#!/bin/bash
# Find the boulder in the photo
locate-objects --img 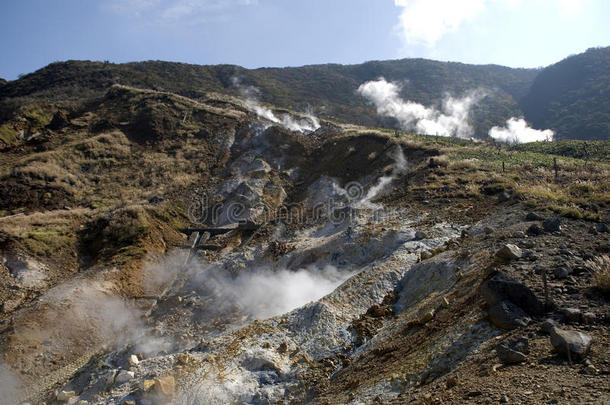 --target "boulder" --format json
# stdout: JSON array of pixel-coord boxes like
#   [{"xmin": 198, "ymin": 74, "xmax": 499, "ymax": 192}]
[
  {"xmin": 47, "ymin": 110, "xmax": 69, "ymax": 130},
  {"xmin": 542, "ymin": 217, "xmax": 561, "ymax": 233},
  {"xmin": 495, "ymin": 244, "xmax": 522, "ymax": 261},
  {"xmin": 562, "ymin": 308, "xmax": 582, "ymax": 323},
  {"xmin": 488, "ymin": 300, "xmax": 531, "ymax": 330},
  {"xmin": 548, "ymin": 326, "xmax": 592, "ymax": 361},
  {"xmin": 480, "ymin": 271, "xmax": 544, "ymax": 316},
  {"xmin": 496, "ymin": 337, "xmax": 529, "ymax": 364},
  {"xmin": 595, "ymin": 223, "xmax": 609, "ymax": 233},
  {"xmin": 527, "ymin": 224, "xmax": 543, "ymax": 236},
  {"xmin": 553, "ymin": 267, "xmax": 571, "ymax": 279},
  {"xmin": 526, "ymin": 212, "xmax": 544, "ymax": 221}
]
